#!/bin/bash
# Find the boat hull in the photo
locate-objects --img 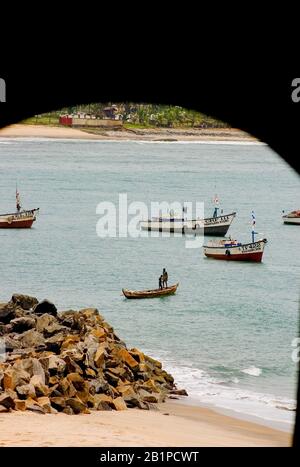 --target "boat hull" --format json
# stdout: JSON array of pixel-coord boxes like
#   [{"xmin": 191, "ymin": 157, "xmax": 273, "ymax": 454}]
[
  {"xmin": 140, "ymin": 212, "xmax": 236, "ymax": 236},
  {"xmin": 203, "ymin": 239, "xmax": 267, "ymax": 262},
  {"xmin": 122, "ymin": 283, "xmax": 179, "ymax": 299},
  {"xmin": 0, "ymin": 209, "xmax": 38, "ymax": 229},
  {"xmin": 283, "ymin": 217, "xmax": 300, "ymax": 225}
]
